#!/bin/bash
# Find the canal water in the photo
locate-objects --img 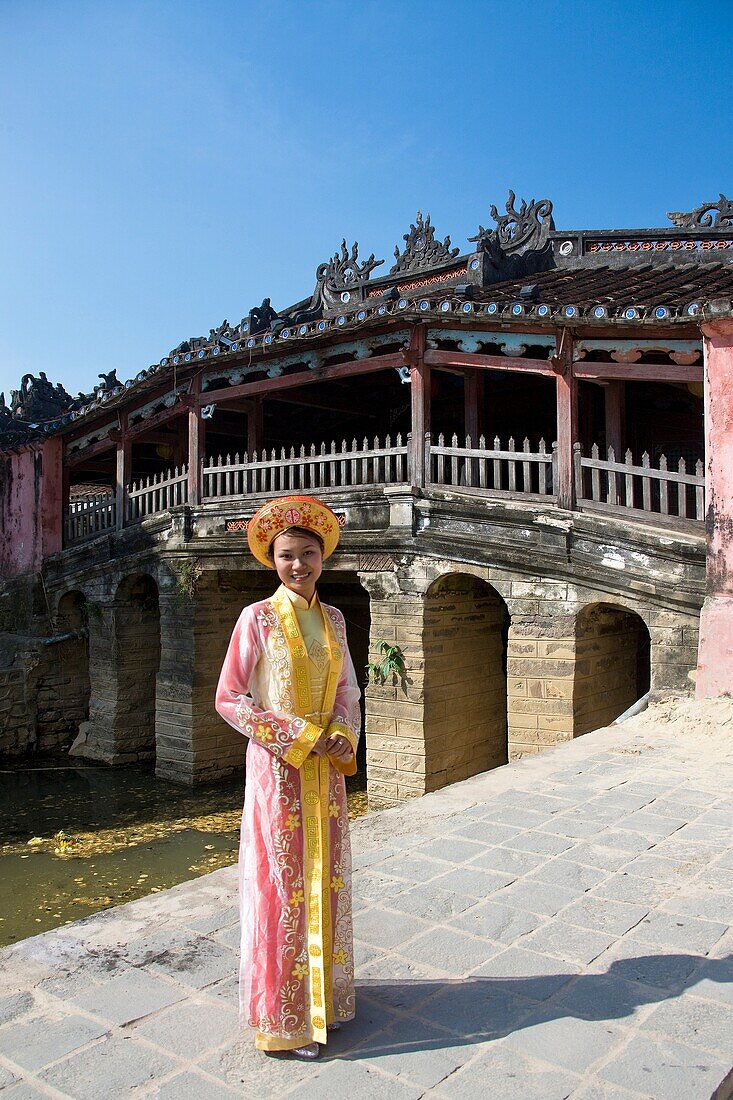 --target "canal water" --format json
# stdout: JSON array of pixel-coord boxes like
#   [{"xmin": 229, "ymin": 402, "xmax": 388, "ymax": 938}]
[{"xmin": 0, "ymin": 757, "xmax": 368, "ymax": 948}]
